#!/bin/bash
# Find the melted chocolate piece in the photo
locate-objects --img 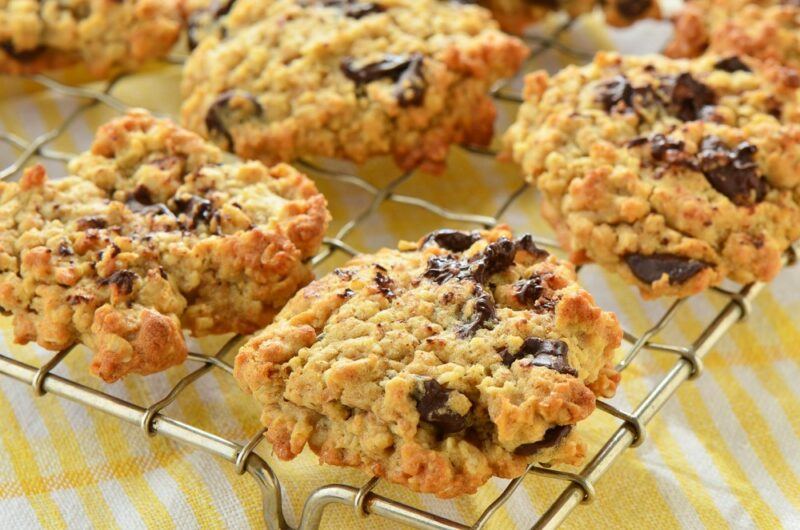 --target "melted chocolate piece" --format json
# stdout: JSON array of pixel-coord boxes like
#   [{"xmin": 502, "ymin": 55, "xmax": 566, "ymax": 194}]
[
  {"xmin": 523, "ymin": 0, "xmax": 559, "ymax": 8},
  {"xmin": 514, "ymin": 277, "xmax": 544, "ymax": 306},
  {"xmin": 339, "ymin": 288, "xmax": 355, "ymax": 299},
  {"xmin": 322, "ymin": 0, "xmax": 385, "ymax": 18},
  {"xmin": 597, "ymin": 75, "xmax": 633, "ymax": 112},
  {"xmin": 132, "ymin": 185, "xmax": 153, "ymax": 205},
  {"xmin": 713, "ymin": 56, "xmax": 751, "ymax": 73},
  {"xmin": 649, "ymin": 134, "xmax": 685, "ymax": 161},
  {"xmin": 341, "ymin": 53, "xmax": 426, "ymax": 106},
  {"xmin": 667, "ymin": 73, "xmax": 716, "ymax": 121},
  {"xmin": 375, "ymin": 271, "xmax": 396, "ymax": 299},
  {"xmin": 57, "ymin": 241, "xmax": 74, "ymax": 257},
  {"xmin": 422, "ymin": 229, "xmax": 480, "ymax": 252},
  {"xmin": 624, "ymin": 253, "xmax": 708, "ymax": 285},
  {"xmin": 99, "ymin": 270, "xmax": 138, "ymax": 295},
  {"xmin": 187, "ymin": 0, "xmax": 237, "ymax": 50},
  {"xmin": 174, "ymin": 195, "xmax": 214, "ymax": 227},
  {"xmin": 415, "ymin": 379, "xmax": 467, "ymax": 433},
  {"xmin": 127, "ymin": 199, "xmax": 175, "ymax": 218},
  {"xmin": 503, "ymin": 337, "xmax": 577, "ymax": 376},
  {"xmin": 457, "ymin": 286, "xmax": 496, "ymax": 337},
  {"xmin": 76, "ymin": 216, "xmax": 107, "ymax": 230},
  {"xmin": 205, "ymin": 90, "xmax": 263, "ymax": 149},
  {"xmin": 697, "ymin": 136, "xmax": 766, "ymax": 205},
  {"xmin": 0, "ymin": 41, "xmax": 46, "ymax": 62},
  {"xmin": 514, "ymin": 425, "xmax": 573, "ymax": 456},
  {"xmin": 515, "ymin": 234, "xmax": 549, "ymax": 259},
  {"xmin": 616, "ymin": 0, "xmax": 653, "ymax": 18}
]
